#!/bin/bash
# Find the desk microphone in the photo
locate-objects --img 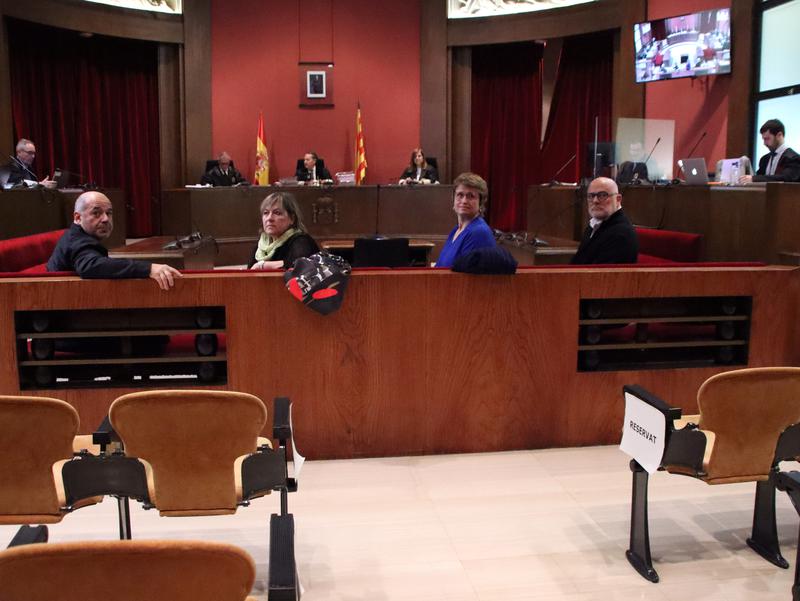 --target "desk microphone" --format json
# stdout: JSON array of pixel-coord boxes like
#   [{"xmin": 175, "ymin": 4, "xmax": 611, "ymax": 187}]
[
  {"xmin": 686, "ymin": 131, "xmax": 707, "ymax": 159},
  {"xmin": 545, "ymin": 154, "xmax": 577, "ymax": 186},
  {"xmin": 633, "ymin": 138, "xmax": 661, "ymax": 183}
]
